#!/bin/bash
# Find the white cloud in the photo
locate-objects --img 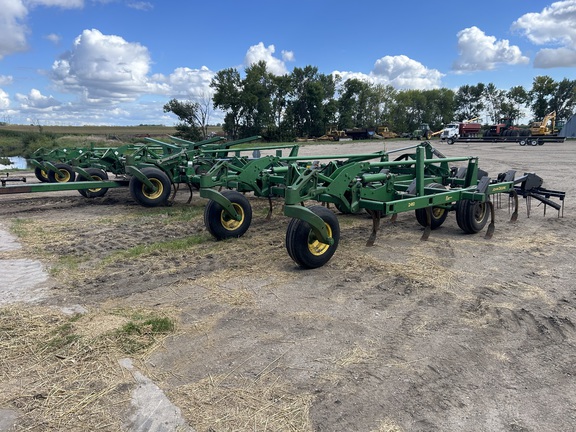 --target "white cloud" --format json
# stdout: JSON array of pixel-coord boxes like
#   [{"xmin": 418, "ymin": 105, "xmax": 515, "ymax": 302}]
[
  {"xmin": 0, "ymin": 0, "xmax": 29, "ymax": 59},
  {"xmin": 0, "ymin": 88, "xmax": 10, "ymax": 109},
  {"xmin": 127, "ymin": 1, "xmax": 153, "ymax": 11},
  {"xmin": 534, "ymin": 47, "xmax": 576, "ymax": 68},
  {"xmin": 244, "ymin": 42, "xmax": 291, "ymax": 75},
  {"xmin": 372, "ymin": 55, "xmax": 444, "ymax": 89},
  {"xmin": 0, "ymin": 0, "xmax": 84, "ymax": 60},
  {"xmin": 512, "ymin": 0, "xmax": 576, "ymax": 68},
  {"xmin": 156, "ymin": 66, "xmax": 215, "ymax": 99},
  {"xmin": 50, "ymin": 29, "xmax": 153, "ymax": 103},
  {"xmin": 44, "ymin": 33, "xmax": 61, "ymax": 44},
  {"xmin": 15, "ymin": 88, "xmax": 61, "ymax": 109},
  {"xmin": 282, "ymin": 50, "xmax": 295, "ymax": 62},
  {"xmin": 334, "ymin": 55, "xmax": 443, "ymax": 90},
  {"xmin": 0, "ymin": 75, "xmax": 14, "ymax": 86},
  {"xmin": 452, "ymin": 26, "xmax": 529, "ymax": 72},
  {"xmin": 25, "ymin": 0, "xmax": 83, "ymax": 7}
]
